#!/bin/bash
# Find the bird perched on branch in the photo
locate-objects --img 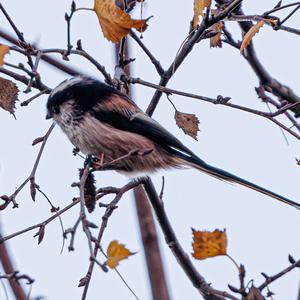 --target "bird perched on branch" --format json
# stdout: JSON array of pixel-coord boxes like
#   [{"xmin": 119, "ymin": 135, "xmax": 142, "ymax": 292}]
[{"xmin": 46, "ymin": 76, "xmax": 300, "ymax": 210}]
